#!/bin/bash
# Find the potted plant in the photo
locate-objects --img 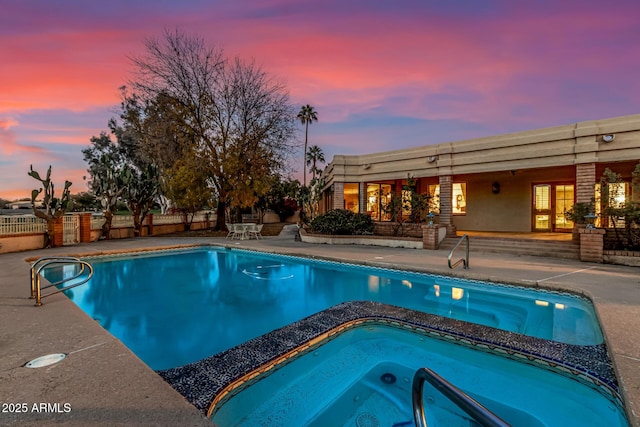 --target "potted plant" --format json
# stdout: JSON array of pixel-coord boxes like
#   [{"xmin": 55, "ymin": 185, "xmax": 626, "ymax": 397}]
[{"xmin": 565, "ymin": 201, "xmax": 595, "ymax": 240}]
